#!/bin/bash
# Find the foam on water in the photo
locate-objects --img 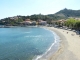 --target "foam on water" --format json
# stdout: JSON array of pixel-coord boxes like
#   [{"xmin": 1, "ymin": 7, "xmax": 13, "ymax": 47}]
[
  {"xmin": 25, "ymin": 35, "xmax": 42, "ymax": 37},
  {"xmin": 34, "ymin": 28, "xmax": 60, "ymax": 60}
]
